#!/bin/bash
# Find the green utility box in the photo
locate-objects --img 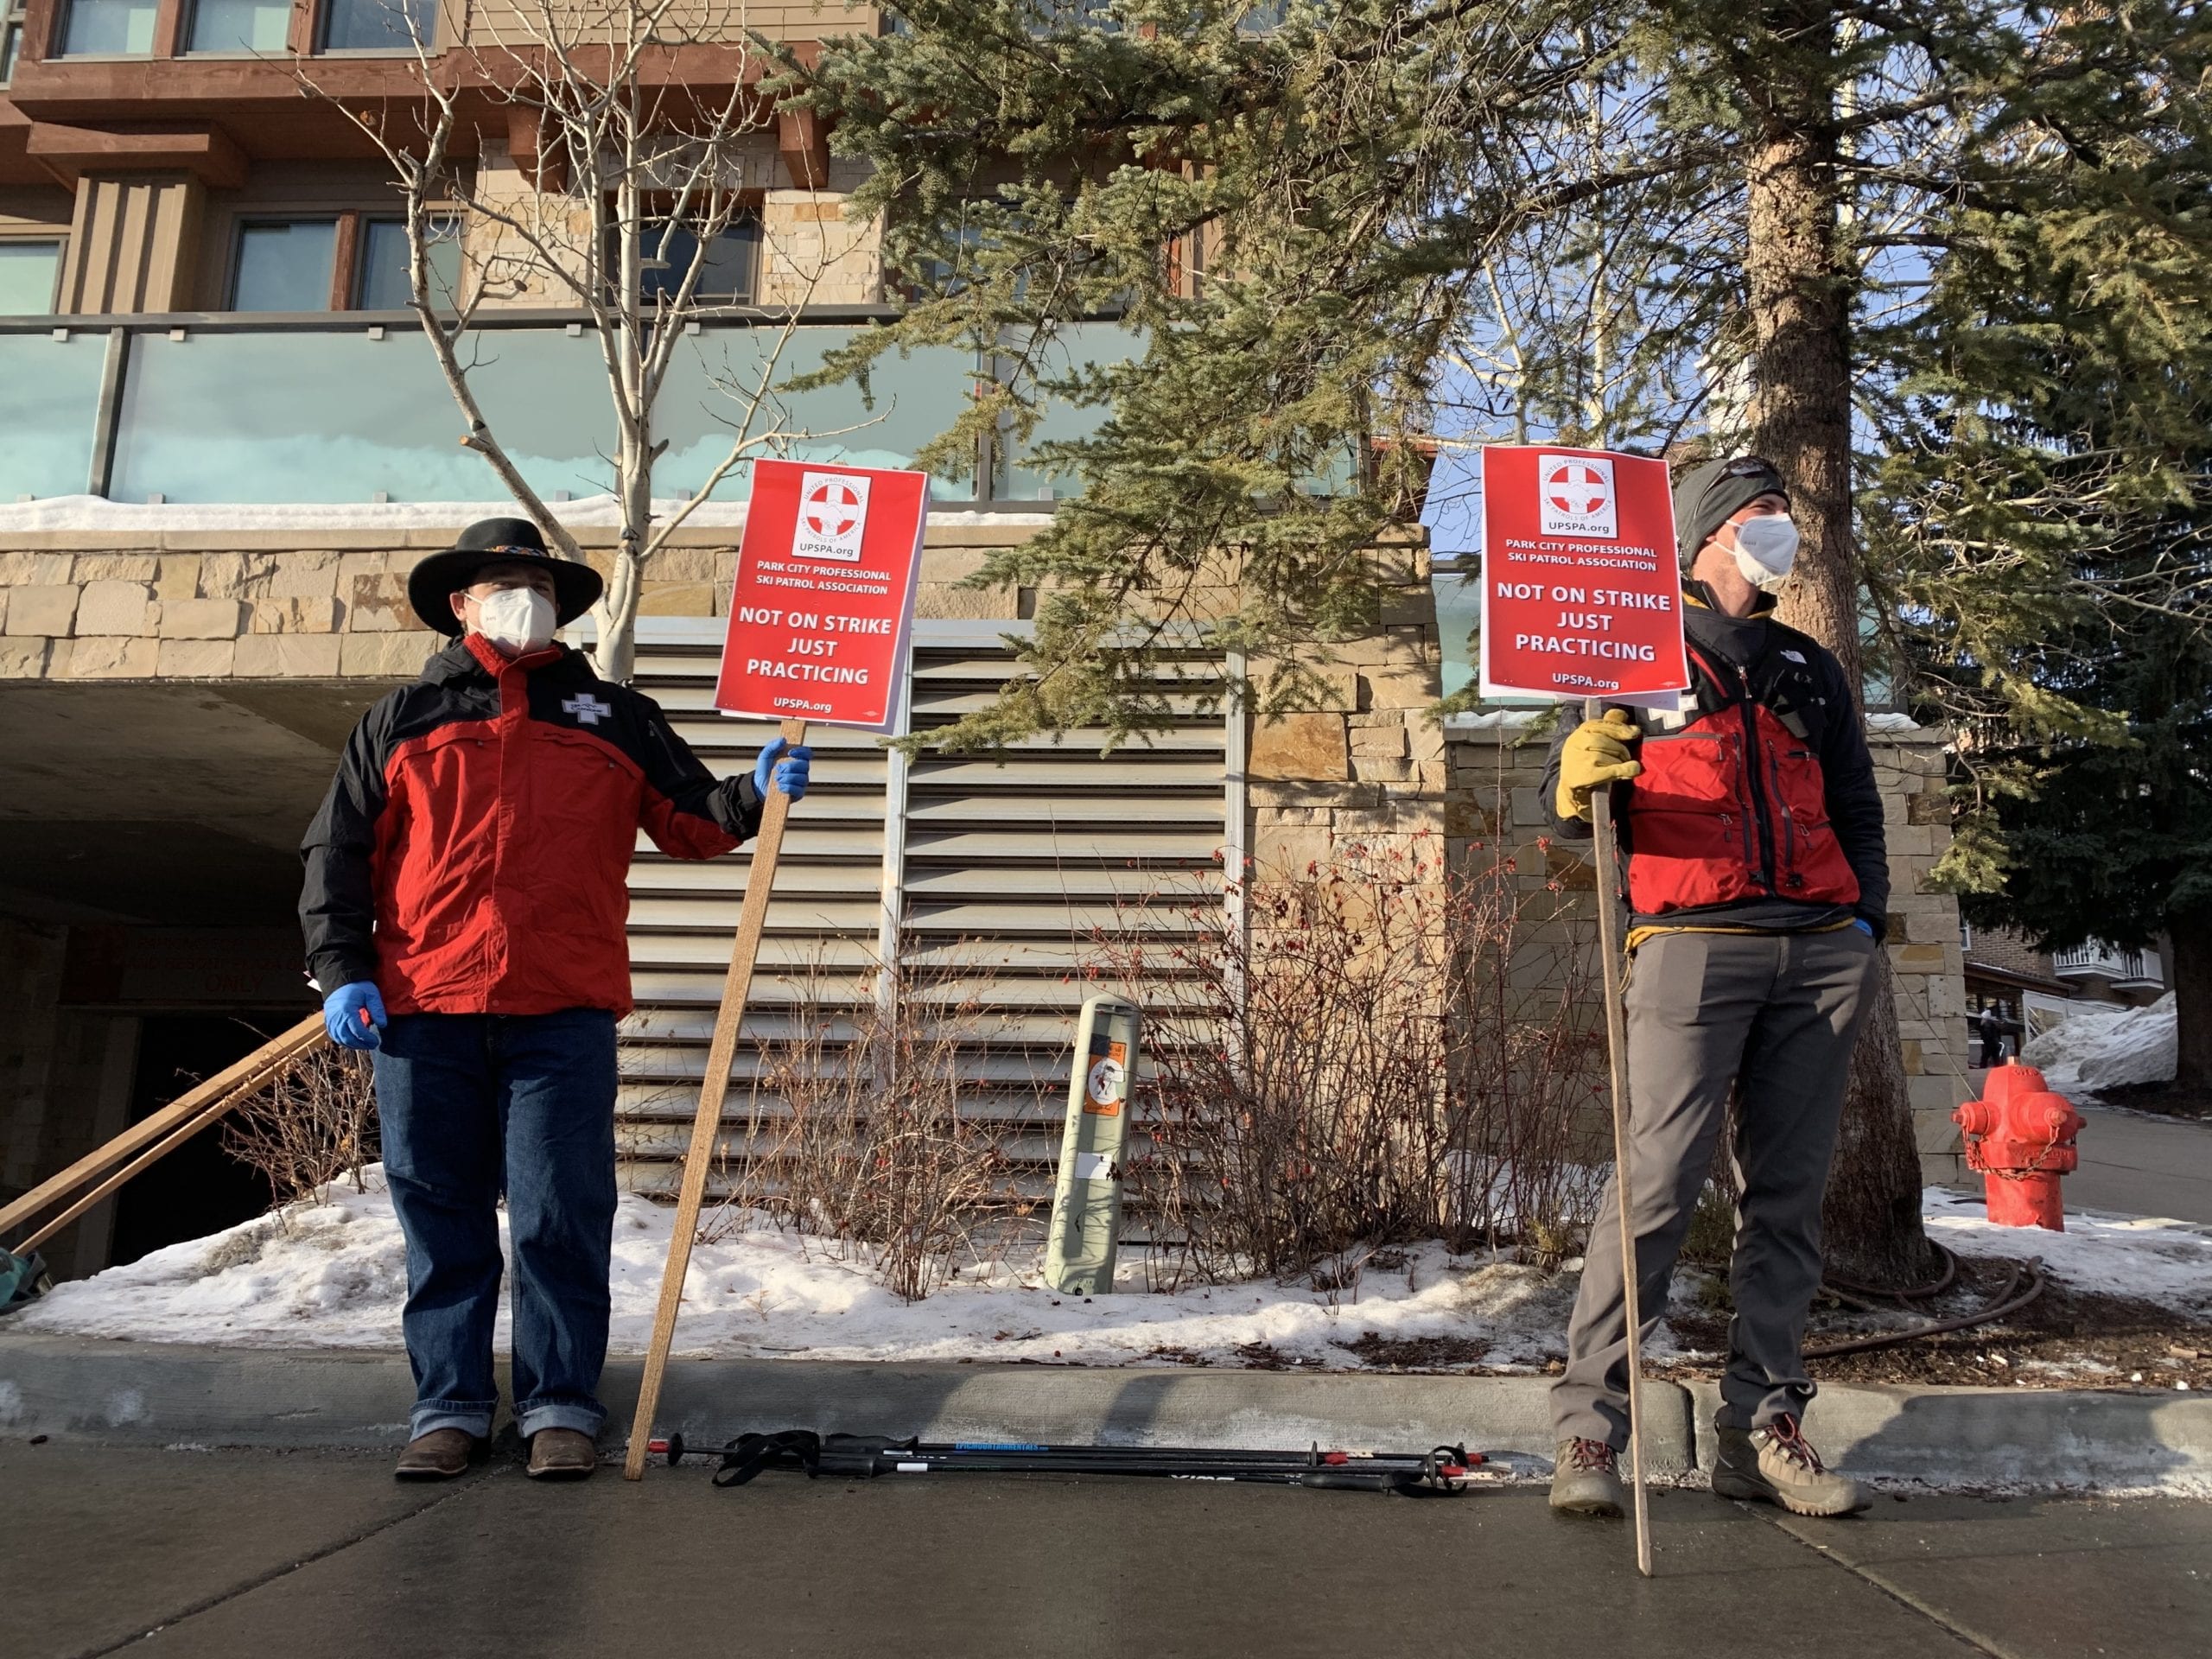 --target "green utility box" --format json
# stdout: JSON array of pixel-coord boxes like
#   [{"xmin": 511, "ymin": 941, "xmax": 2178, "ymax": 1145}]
[{"xmin": 1044, "ymin": 995, "xmax": 1141, "ymax": 1296}]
